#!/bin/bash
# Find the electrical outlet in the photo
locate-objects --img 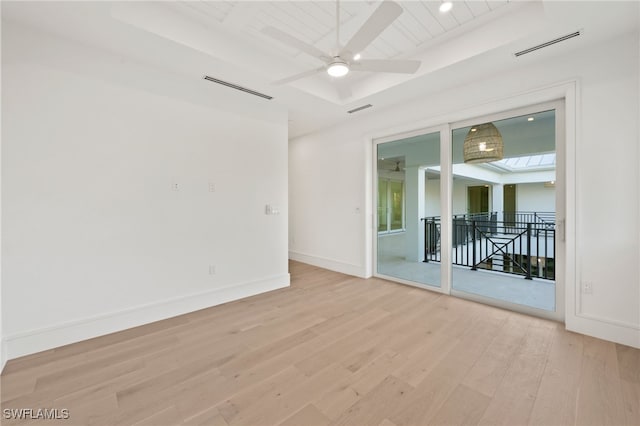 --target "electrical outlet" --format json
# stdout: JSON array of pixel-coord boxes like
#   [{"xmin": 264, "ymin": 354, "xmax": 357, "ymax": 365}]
[
  {"xmin": 171, "ymin": 182, "xmax": 179, "ymax": 191},
  {"xmin": 209, "ymin": 265, "xmax": 216, "ymax": 275},
  {"xmin": 208, "ymin": 182, "xmax": 216, "ymax": 192},
  {"xmin": 582, "ymin": 281, "xmax": 593, "ymax": 294}
]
